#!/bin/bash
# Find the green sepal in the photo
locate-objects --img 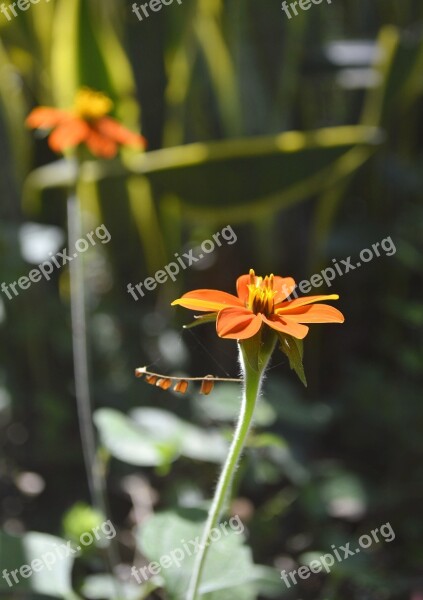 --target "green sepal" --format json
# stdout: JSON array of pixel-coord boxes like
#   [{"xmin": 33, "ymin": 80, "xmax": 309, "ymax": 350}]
[
  {"xmin": 240, "ymin": 327, "xmax": 277, "ymax": 373},
  {"xmin": 240, "ymin": 332, "xmax": 261, "ymax": 372},
  {"xmin": 278, "ymin": 333, "xmax": 307, "ymax": 387},
  {"xmin": 182, "ymin": 313, "xmax": 217, "ymax": 329}
]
